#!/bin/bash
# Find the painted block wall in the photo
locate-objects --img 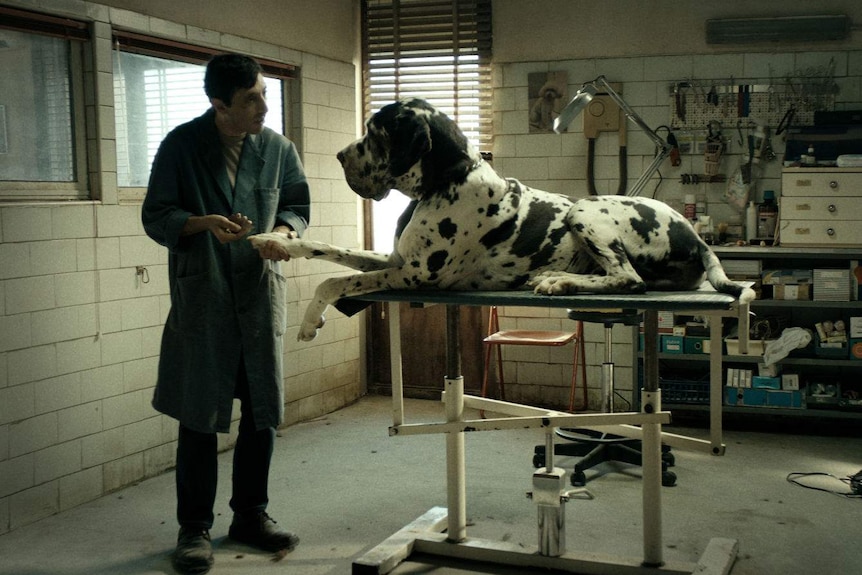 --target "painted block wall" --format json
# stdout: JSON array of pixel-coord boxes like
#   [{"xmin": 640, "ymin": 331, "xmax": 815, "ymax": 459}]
[
  {"xmin": 0, "ymin": 0, "xmax": 361, "ymax": 534},
  {"xmin": 490, "ymin": 49, "xmax": 862, "ymax": 409}
]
